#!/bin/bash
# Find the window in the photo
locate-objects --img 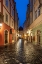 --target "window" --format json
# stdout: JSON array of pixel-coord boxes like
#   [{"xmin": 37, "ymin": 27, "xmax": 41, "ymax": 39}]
[
  {"xmin": 34, "ymin": 0, "xmax": 36, "ymax": 4},
  {"xmin": 0, "ymin": 13, "xmax": 3, "ymax": 22},
  {"xmin": 5, "ymin": 0, "xmax": 8, "ymax": 7},
  {"xmin": 5, "ymin": 13, "xmax": 8, "ymax": 23},
  {"xmin": 35, "ymin": 10, "xmax": 37, "ymax": 19},
  {"xmin": 10, "ymin": 29, "xmax": 12, "ymax": 34},
  {"xmin": 38, "ymin": 8, "xmax": 40, "ymax": 16},
  {"xmin": 12, "ymin": 10, "xmax": 14, "ymax": 17},
  {"xmin": 12, "ymin": 21, "xmax": 14, "ymax": 26}
]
